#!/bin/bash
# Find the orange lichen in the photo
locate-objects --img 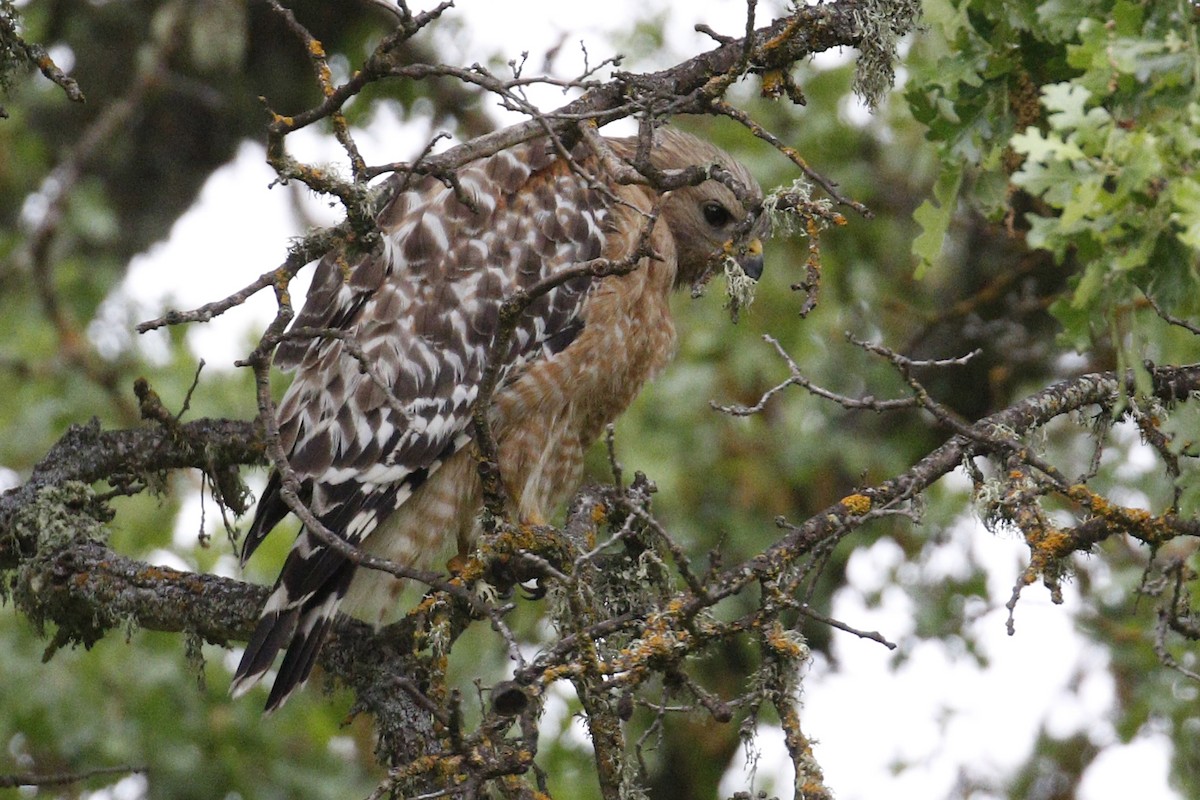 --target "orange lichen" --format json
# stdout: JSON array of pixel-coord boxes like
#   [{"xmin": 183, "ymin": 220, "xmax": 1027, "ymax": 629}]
[
  {"xmin": 778, "ymin": 143, "xmax": 808, "ymax": 168},
  {"xmin": 1065, "ymin": 484, "xmax": 1177, "ymax": 545},
  {"xmin": 317, "ymin": 62, "xmax": 335, "ymax": 96},
  {"xmin": 410, "ymin": 593, "xmax": 441, "ymax": 616},
  {"xmin": 840, "ymin": 493, "xmax": 872, "ymax": 516},
  {"xmin": 612, "ymin": 609, "xmax": 690, "ymax": 670},
  {"xmin": 761, "ymin": 69, "xmax": 787, "ymax": 99},
  {"xmin": 507, "ymin": 524, "xmax": 539, "ymax": 552},
  {"xmin": 452, "ymin": 555, "xmax": 485, "ymax": 583},
  {"xmin": 388, "ymin": 751, "xmax": 473, "ymax": 788},
  {"xmin": 541, "ymin": 663, "xmax": 581, "ymax": 682},
  {"xmin": 761, "ymin": 14, "xmax": 804, "ymax": 52},
  {"xmin": 764, "ymin": 621, "xmax": 806, "ymax": 659},
  {"xmin": 1036, "ymin": 529, "xmax": 1071, "ymax": 558}
]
